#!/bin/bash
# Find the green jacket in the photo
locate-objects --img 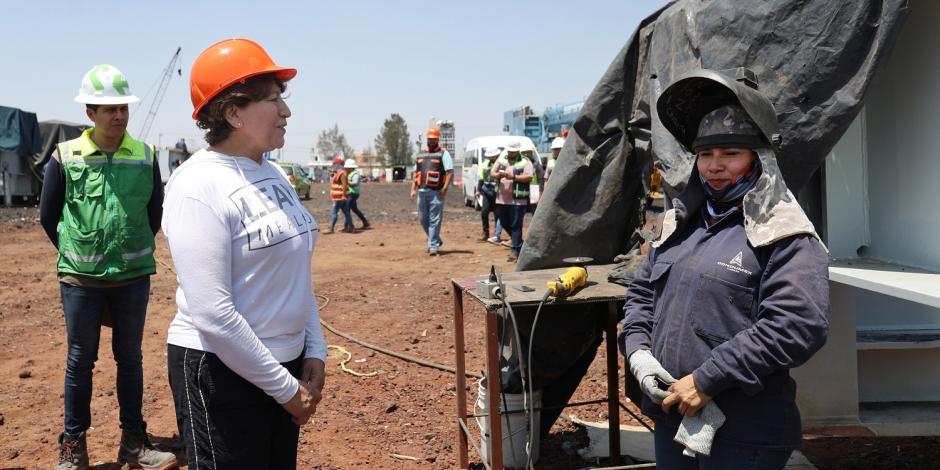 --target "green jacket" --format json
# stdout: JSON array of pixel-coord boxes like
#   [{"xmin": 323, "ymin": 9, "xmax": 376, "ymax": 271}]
[{"xmin": 55, "ymin": 129, "xmax": 156, "ymax": 280}]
